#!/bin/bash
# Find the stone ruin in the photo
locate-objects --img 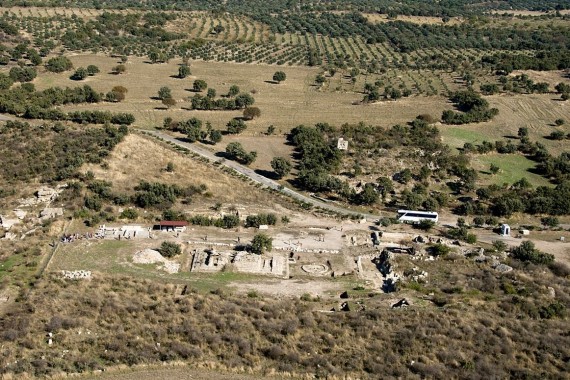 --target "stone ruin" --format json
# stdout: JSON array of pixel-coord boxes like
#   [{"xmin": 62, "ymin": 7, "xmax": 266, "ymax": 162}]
[
  {"xmin": 40, "ymin": 207, "xmax": 64, "ymax": 221},
  {"xmin": 191, "ymin": 249, "xmax": 230, "ymax": 272},
  {"xmin": 232, "ymin": 252, "xmax": 287, "ymax": 277},
  {"xmin": 190, "ymin": 249, "xmax": 288, "ymax": 277},
  {"xmin": 61, "ymin": 270, "xmax": 92, "ymax": 280},
  {"xmin": 403, "ymin": 267, "xmax": 428, "ymax": 282},
  {"xmin": 372, "ymin": 250, "xmax": 400, "ymax": 292},
  {"xmin": 301, "ymin": 264, "xmax": 329, "ymax": 276},
  {"xmin": 19, "ymin": 185, "xmax": 66, "ymax": 207}
]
